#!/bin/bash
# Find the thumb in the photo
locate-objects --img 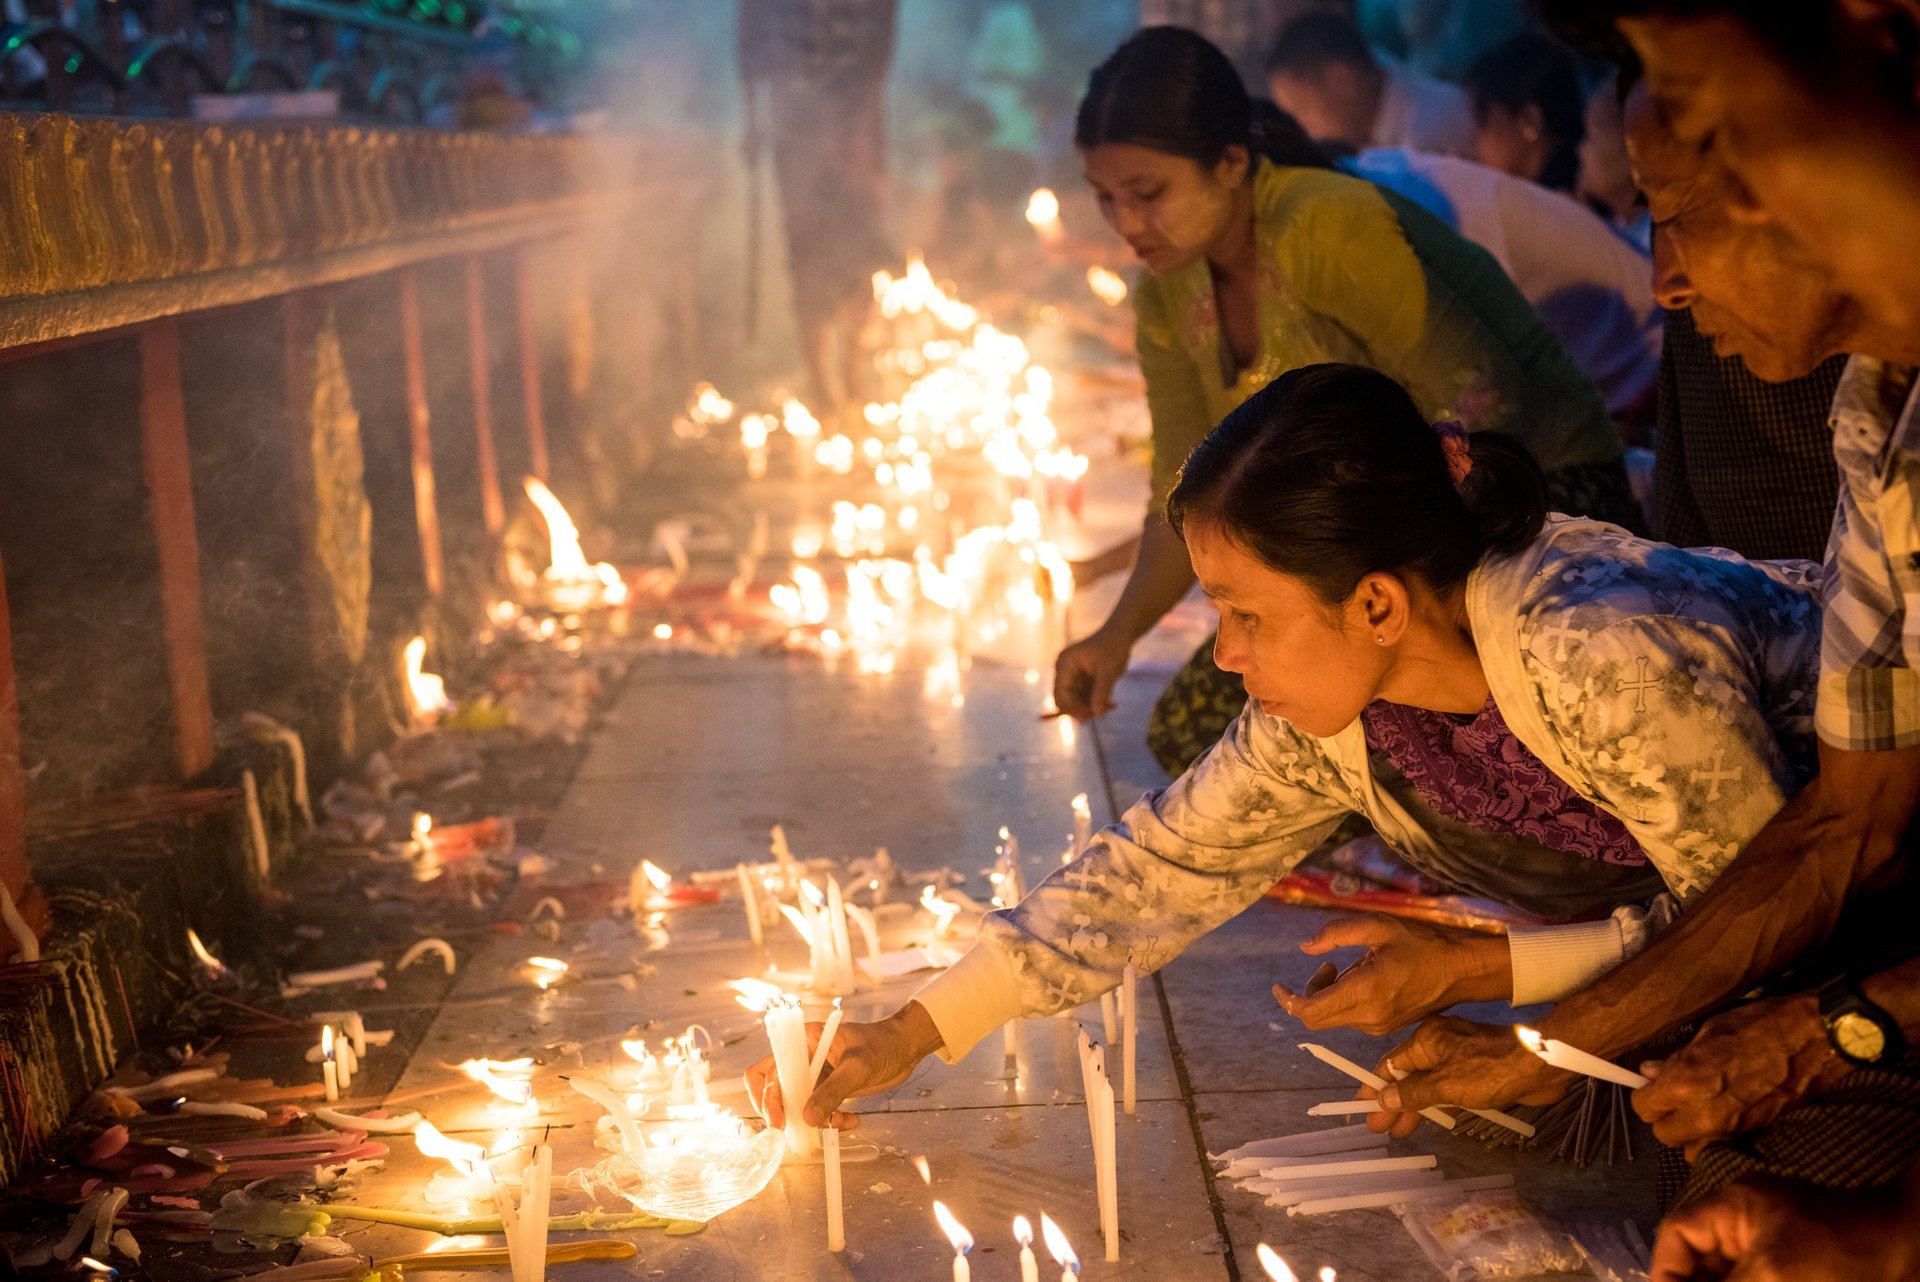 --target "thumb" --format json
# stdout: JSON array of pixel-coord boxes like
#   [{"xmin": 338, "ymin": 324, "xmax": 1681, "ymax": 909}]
[
  {"xmin": 804, "ymin": 1054, "xmax": 868, "ymax": 1128},
  {"xmin": 1638, "ymin": 1059, "xmax": 1664, "ymax": 1081}
]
